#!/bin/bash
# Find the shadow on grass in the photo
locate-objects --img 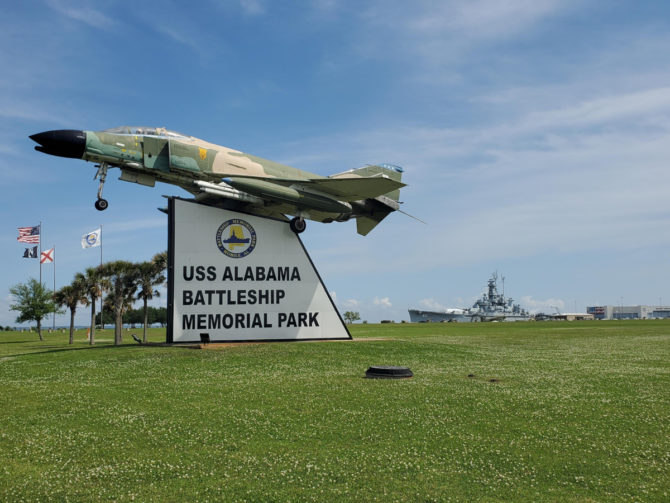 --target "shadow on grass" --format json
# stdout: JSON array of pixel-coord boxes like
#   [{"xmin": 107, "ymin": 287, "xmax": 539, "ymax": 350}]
[
  {"xmin": 3, "ymin": 343, "xmax": 152, "ymax": 359},
  {"xmin": 0, "ymin": 340, "xmax": 44, "ymax": 345}
]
